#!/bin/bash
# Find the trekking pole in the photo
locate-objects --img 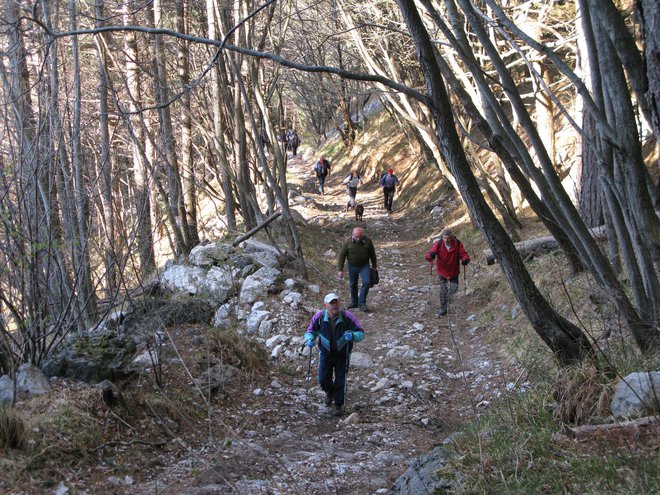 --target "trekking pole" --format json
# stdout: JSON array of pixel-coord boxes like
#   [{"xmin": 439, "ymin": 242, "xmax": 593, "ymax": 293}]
[
  {"xmin": 306, "ymin": 346, "xmax": 313, "ymax": 381},
  {"xmin": 344, "ymin": 351, "xmax": 351, "ymax": 408},
  {"xmin": 429, "ymin": 261, "xmax": 435, "ymax": 311},
  {"xmin": 301, "ymin": 343, "xmax": 313, "ymax": 410},
  {"xmin": 463, "ymin": 264, "xmax": 468, "ymax": 296}
]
